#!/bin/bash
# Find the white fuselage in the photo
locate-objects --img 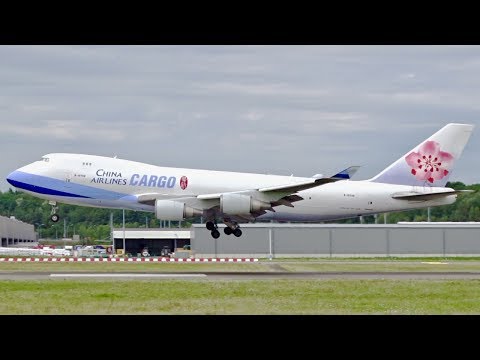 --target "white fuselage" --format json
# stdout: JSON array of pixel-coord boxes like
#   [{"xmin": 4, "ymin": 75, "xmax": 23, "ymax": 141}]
[{"xmin": 7, "ymin": 153, "xmax": 457, "ymax": 222}]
